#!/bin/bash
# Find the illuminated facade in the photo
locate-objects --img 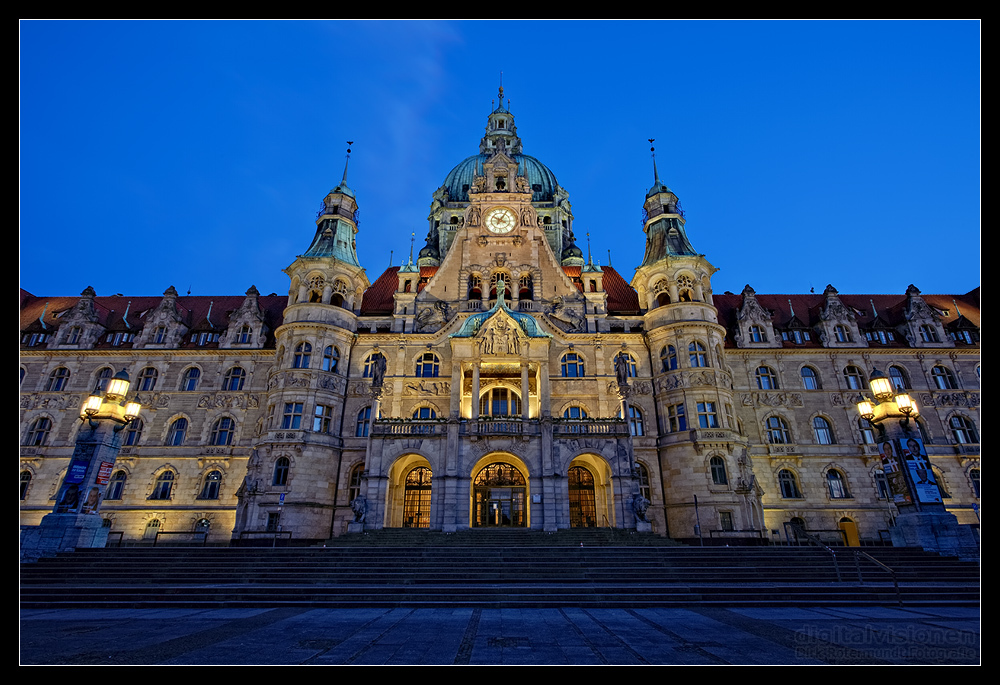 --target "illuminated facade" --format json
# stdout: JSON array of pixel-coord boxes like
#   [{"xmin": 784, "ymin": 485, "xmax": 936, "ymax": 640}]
[{"xmin": 20, "ymin": 93, "xmax": 980, "ymax": 545}]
